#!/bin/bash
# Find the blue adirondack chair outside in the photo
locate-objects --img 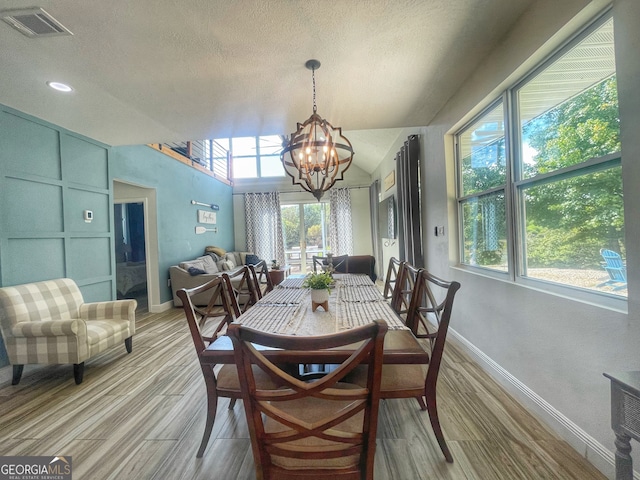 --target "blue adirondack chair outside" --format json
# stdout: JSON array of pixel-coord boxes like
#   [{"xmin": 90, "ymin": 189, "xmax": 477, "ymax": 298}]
[{"xmin": 598, "ymin": 248, "xmax": 627, "ymax": 290}]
